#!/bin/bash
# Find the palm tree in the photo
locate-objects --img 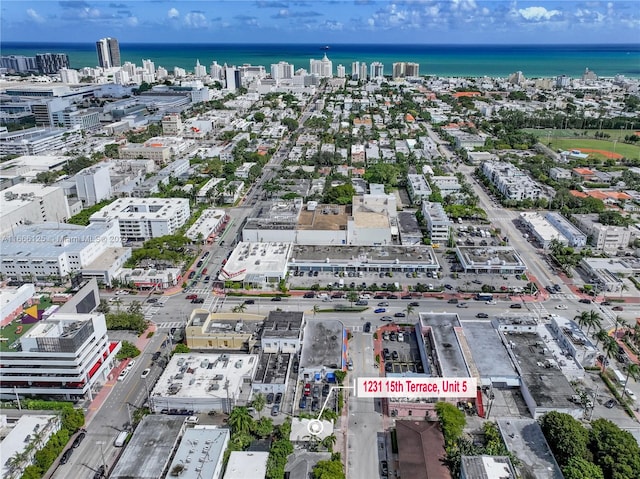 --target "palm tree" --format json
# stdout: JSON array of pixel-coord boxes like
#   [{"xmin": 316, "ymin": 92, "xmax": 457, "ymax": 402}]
[
  {"xmin": 232, "ymin": 303, "xmax": 247, "ymax": 314},
  {"xmin": 575, "ymin": 310, "xmax": 602, "ymax": 336},
  {"xmin": 321, "ymin": 433, "xmax": 337, "ymax": 452},
  {"xmin": 404, "ymin": 304, "xmax": 415, "ymax": 320},
  {"xmin": 312, "ymin": 304, "xmax": 320, "ymax": 318},
  {"xmin": 623, "ymin": 364, "xmax": 640, "ymax": 395},
  {"xmin": 228, "ymin": 406, "xmax": 253, "ymax": 436},
  {"xmin": 593, "ymin": 328, "xmax": 609, "ymax": 348},
  {"xmin": 251, "ymin": 393, "xmax": 266, "ymax": 419},
  {"xmin": 614, "ymin": 315, "xmax": 628, "ymax": 338},
  {"xmin": 347, "ymin": 291, "xmax": 359, "ymax": 307},
  {"xmin": 602, "ymin": 336, "xmax": 619, "ymax": 372}
]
